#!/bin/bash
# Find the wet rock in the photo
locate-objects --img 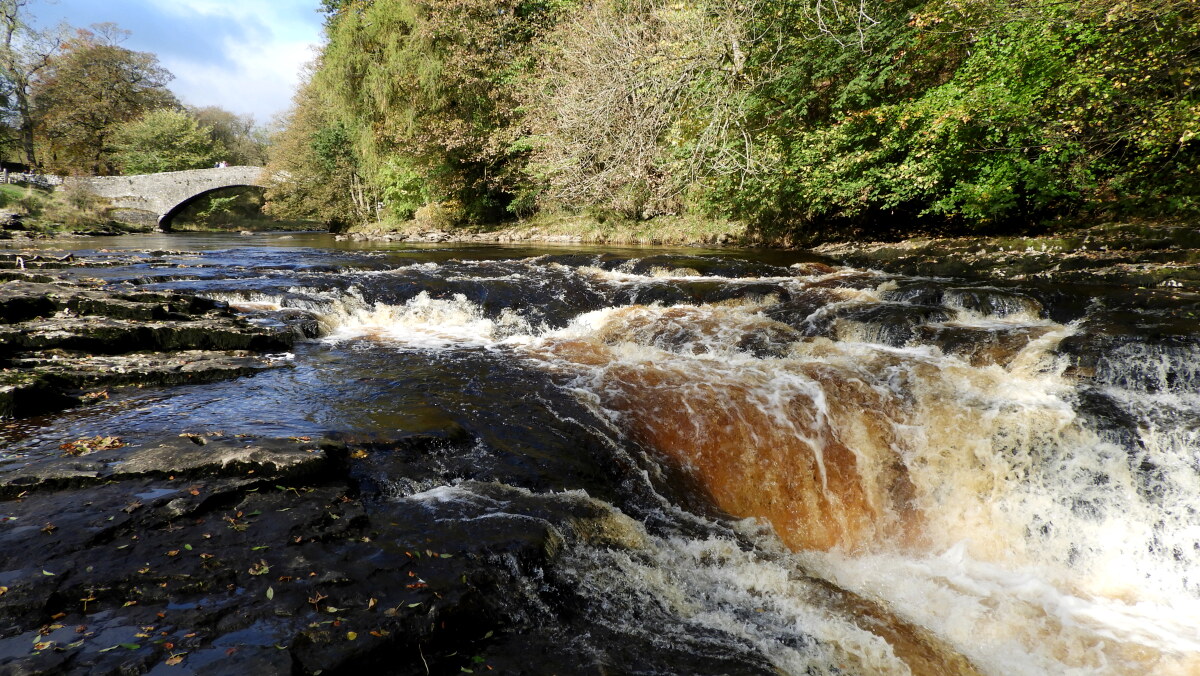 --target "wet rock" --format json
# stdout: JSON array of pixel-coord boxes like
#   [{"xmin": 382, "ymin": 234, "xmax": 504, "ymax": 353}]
[
  {"xmin": 116, "ymin": 436, "xmax": 330, "ymax": 481},
  {"xmin": 0, "ymin": 371, "xmax": 80, "ymax": 419},
  {"xmin": 914, "ymin": 324, "xmax": 1055, "ymax": 366},
  {"xmin": 762, "ymin": 288, "xmax": 846, "ymax": 328},
  {"xmin": 0, "ymin": 276, "xmax": 293, "ymax": 421},
  {"xmin": 12, "ymin": 350, "xmax": 285, "ymax": 389},
  {"xmin": 802, "ymin": 302, "xmax": 952, "ymax": 346},
  {"xmin": 0, "ymin": 316, "xmax": 291, "ymax": 356},
  {"xmin": 0, "ymin": 282, "xmax": 58, "ymax": 322},
  {"xmin": 0, "ymin": 436, "xmax": 327, "ymax": 498},
  {"xmin": 0, "ymin": 432, "xmax": 677, "ymax": 676}
]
